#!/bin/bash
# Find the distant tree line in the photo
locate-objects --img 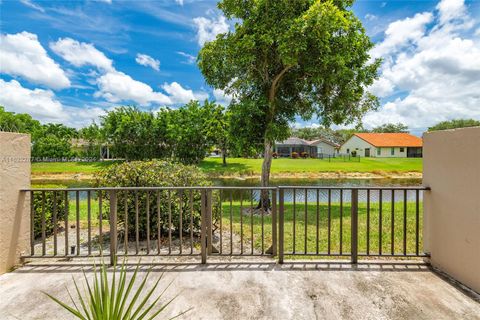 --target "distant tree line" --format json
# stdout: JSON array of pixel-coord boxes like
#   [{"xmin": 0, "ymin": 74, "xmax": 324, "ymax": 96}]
[{"xmin": 291, "ymin": 122, "xmax": 410, "ymax": 145}]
